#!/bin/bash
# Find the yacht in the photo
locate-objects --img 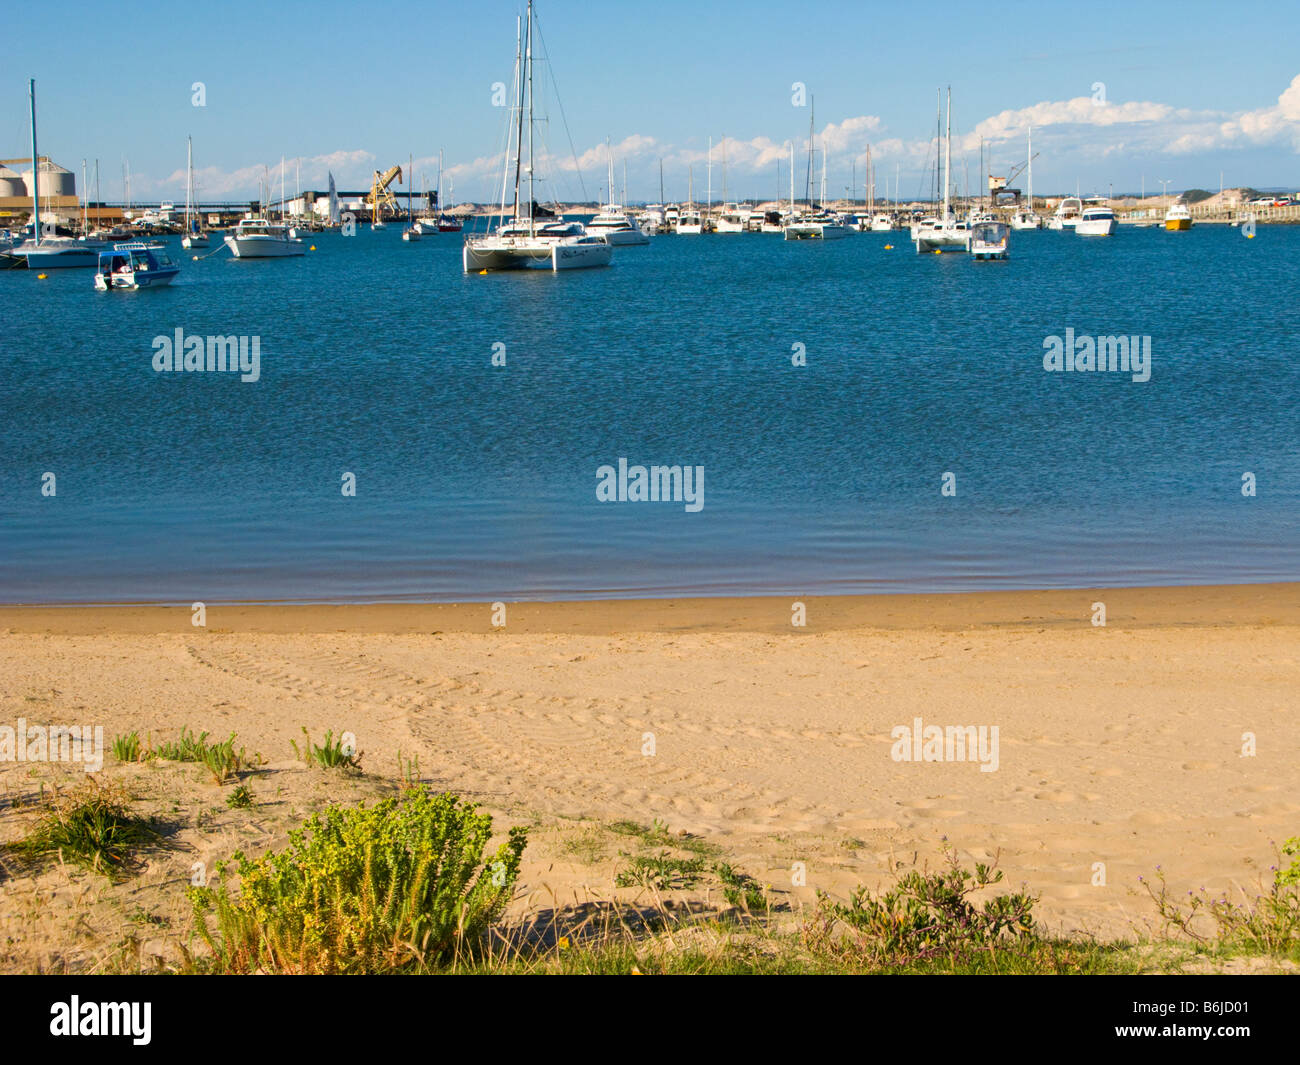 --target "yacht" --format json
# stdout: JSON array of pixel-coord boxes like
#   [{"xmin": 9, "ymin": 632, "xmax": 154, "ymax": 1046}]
[
  {"xmin": 760, "ymin": 209, "xmax": 785, "ymax": 234},
  {"xmin": 94, "ymin": 242, "xmax": 180, "ymax": 289},
  {"xmin": 911, "ymin": 88, "xmax": 967, "ymax": 253},
  {"xmin": 1165, "ymin": 202, "xmax": 1192, "ymax": 231},
  {"xmin": 675, "ymin": 206, "xmax": 703, "ymax": 234},
  {"xmin": 585, "ymin": 204, "xmax": 650, "ymax": 245},
  {"xmin": 1048, "ymin": 196, "xmax": 1083, "ymax": 230},
  {"xmin": 784, "ymin": 210, "xmax": 850, "ymax": 240},
  {"xmin": 224, "ymin": 218, "xmax": 306, "ymax": 257},
  {"xmin": 969, "ymin": 221, "xmax": 1009, "ymax": 260},
  {"xmin": 462, "ymin": 2, "xmax": 611, "ymax": 273},
  {"xmin": 1076, "ymin": 206, "xmax": 1117, "ymax": 236},
  {"xmin": 714, "ymin": 202, "xmax": 747, "ymax": 233},
  {"xmin": 870, "ymin": 213, "xmax": 893, "ymax": 232}
]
